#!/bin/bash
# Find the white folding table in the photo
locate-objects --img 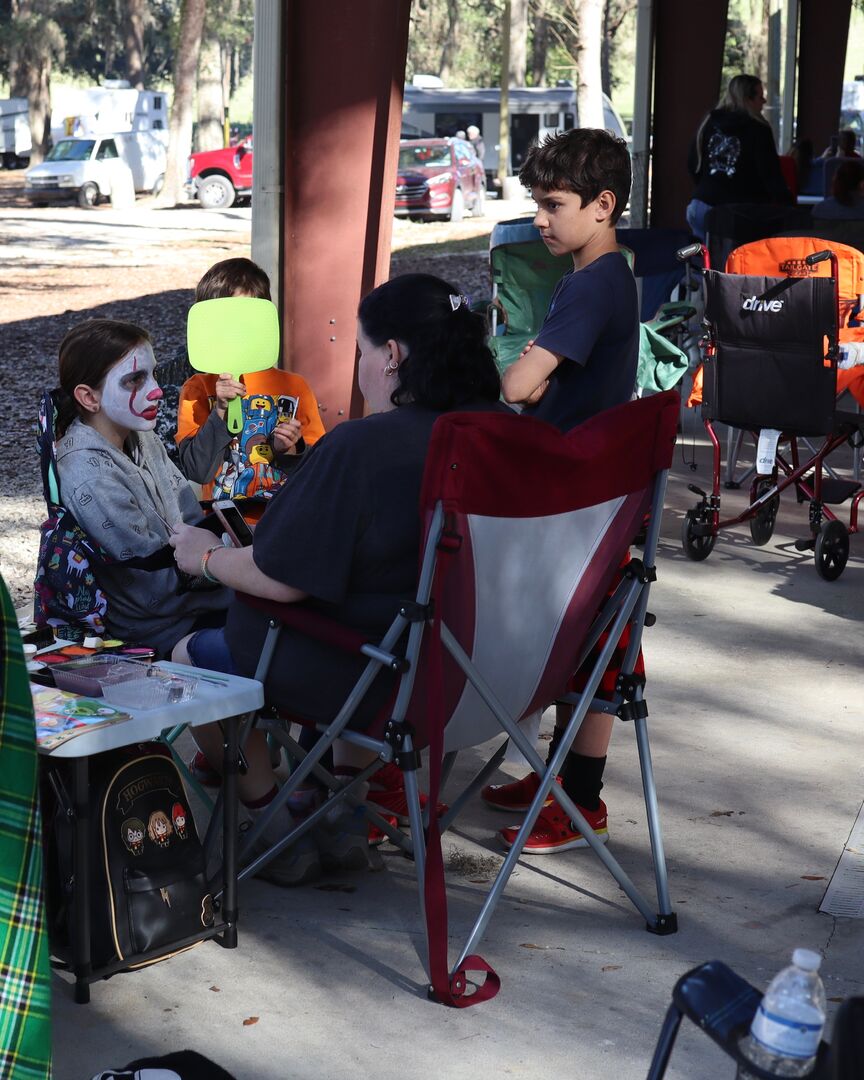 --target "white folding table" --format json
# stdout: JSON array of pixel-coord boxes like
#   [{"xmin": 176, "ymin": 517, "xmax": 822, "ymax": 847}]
[{"xmin": 37, "ymin": 662, "xmax": 263, "ymax": 1003}]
